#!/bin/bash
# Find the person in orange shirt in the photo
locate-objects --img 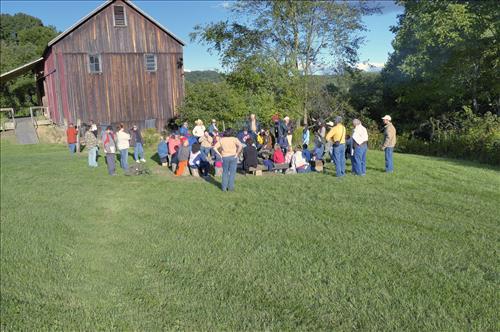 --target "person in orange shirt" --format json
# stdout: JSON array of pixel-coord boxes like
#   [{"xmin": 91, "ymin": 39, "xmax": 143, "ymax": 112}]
[{"xmin": 66, "ymin": 123, "xmax": 78, "ymax": 154}]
